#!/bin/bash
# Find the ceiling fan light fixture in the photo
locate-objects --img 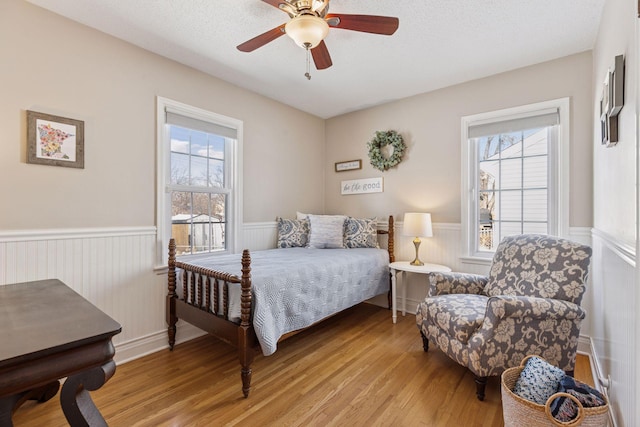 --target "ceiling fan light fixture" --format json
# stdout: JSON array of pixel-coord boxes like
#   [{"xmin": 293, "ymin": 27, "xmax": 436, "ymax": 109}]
[{"xmin": 285, "ymin": 15, "xmax": 329, "ymax": 49}]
